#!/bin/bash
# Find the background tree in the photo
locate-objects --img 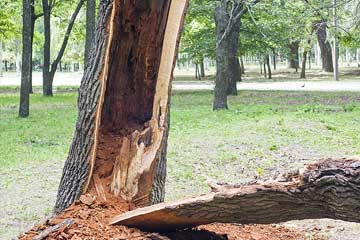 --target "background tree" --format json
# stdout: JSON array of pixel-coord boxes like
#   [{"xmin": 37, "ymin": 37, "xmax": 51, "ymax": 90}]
[
  {"xmin": 42, "ymin": 0, "xmax": 85, "ymax": 96},
  {"xmin": 19, "ymin": 0, "xmax": 32, "ymax": 118}
]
